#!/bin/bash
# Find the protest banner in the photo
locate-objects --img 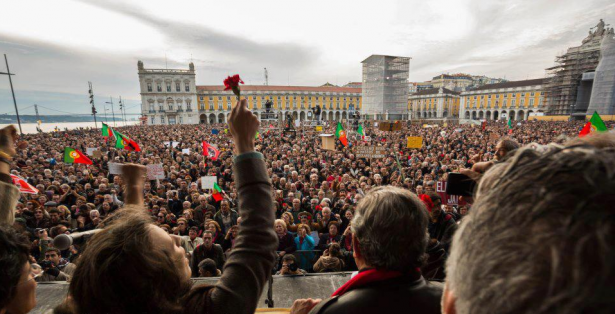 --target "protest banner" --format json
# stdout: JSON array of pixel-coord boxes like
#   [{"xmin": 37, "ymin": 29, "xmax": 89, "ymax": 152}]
[
  {"xmin": 146, "ymin": 163, "xmax": 165, "ymax": 180},
  {"xmin": 407, "ymin": 136, "xmax": 423, "ymax": 149},
  {"xmin": 355, "ymin": 146, "xmax": 386, "ymax": 159},
  {"xmin": 86, "ymin": 148, "xmax": 96, "ymax": 156},
  {"xmin": 181, "ymin": 148, "xmax": 190, "ymax": 155},
  {"xmin": 315, "ymin": 126, "xmax": 323, "ymax": 132},
  {"xmin": 163, "ymin": 141, "xmax": 180, "ymax": 148},
  {"xmin": 378, "ymin": 121, "xmax": 402, "ymax": 131},
  {"xmin": 201, "ymin": 176, "xmax": 217, "ymax": 189},
  {"xmin": 436, "ymin": 181, "xmax": 467, "ymax": 206}
]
